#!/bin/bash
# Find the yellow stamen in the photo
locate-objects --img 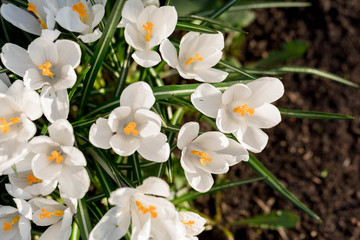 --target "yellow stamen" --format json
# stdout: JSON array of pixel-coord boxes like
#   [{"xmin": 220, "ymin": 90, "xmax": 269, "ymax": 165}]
[
  {"xmin": 26, "ymin": 174, "xmax": 42, "ymax": 185},
  {"xmin": 72, "ymin": 3, "xmax": 88, "ymax": 24},
  {"xmin": 191, "ymin": 150, "xmax": 212, "ymax": 166},
  {"xmin": 185, "ymin": 53, "xmax": 203, "ymax": 66},
  {"xmin": 2, "ymin": 216, "xmax": 20, "ymax": 232},
  {"xmin": 181, "ymin": 220, "xmax": 195, "ymax": 227},
  {"xmin": 136, "ymin": 201, "xmax": 158, "ymax": 218},
  {"xmin": 142, "ymin": 22, "xmax": 153, "ymax": 42},
  {"xmin": 48, "ymin": 151, "xmax": 63, "ymax": 164},
  {"xmin": 124, "ymin": 122, "xmax": 138, "ymax": 136},
  {"xmin": 39, "ymin": 62, "xmax": 54, "ymax": 77},
  {"xmin": 233, "ymin": 104, "xmax": 255, "ymax": 117},
  {"xmin": 0, "ymin": 117, "xmax": 20, "ymax": 134},
  {"xmin": 39, "ymin": 208, "xmax": 64, "ymax": 219},
  {"xmin": 27, "ymin": 3, "xmax": 48, "ymax": 29}
]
